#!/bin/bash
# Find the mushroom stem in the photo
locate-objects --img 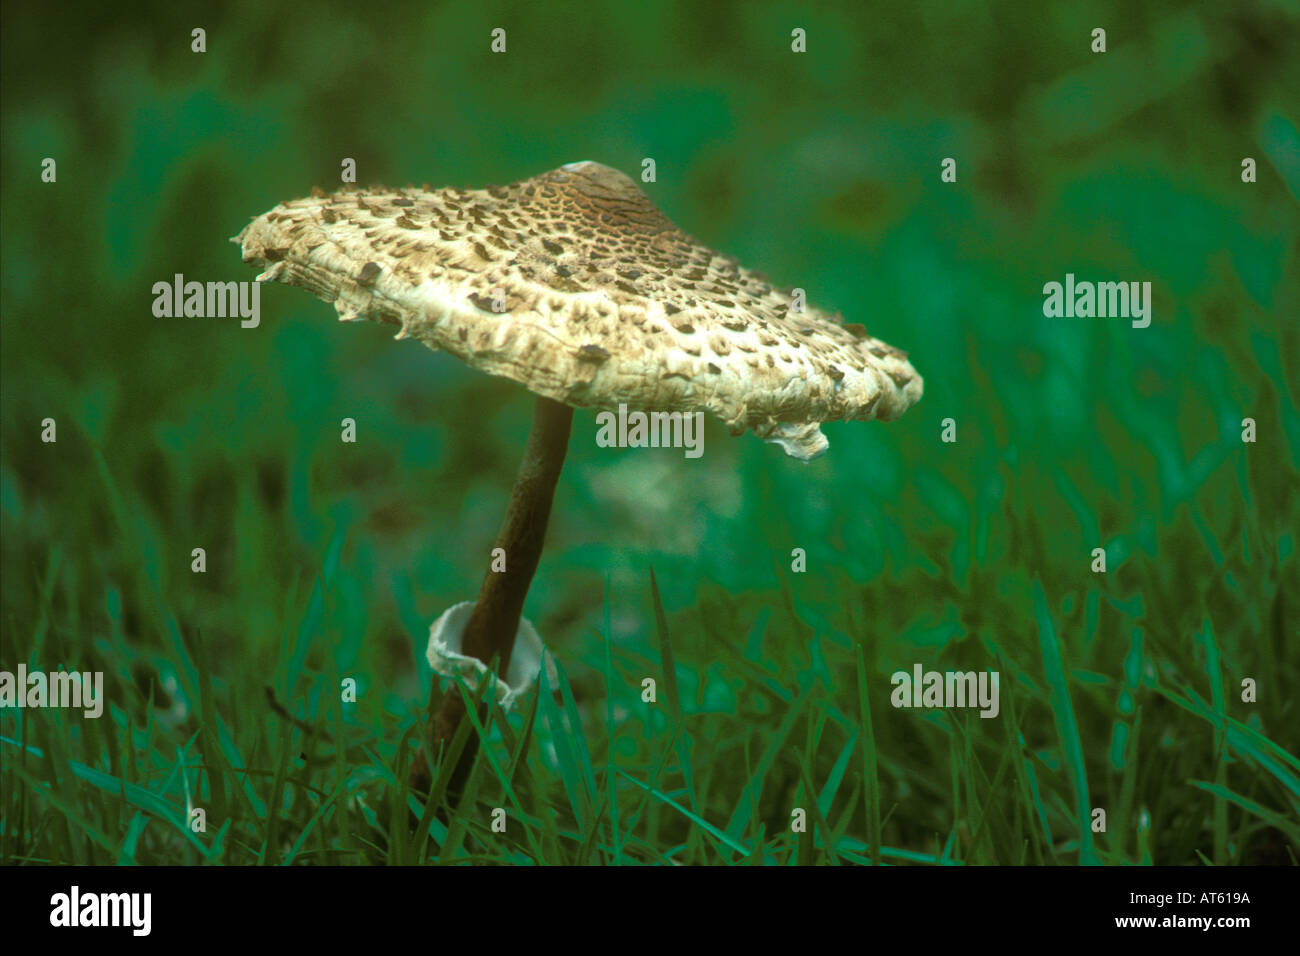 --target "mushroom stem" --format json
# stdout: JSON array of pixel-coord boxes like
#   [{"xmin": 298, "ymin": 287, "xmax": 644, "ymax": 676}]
[{"xmin": 430, "ymin": 395, "xmax": 573, "ymax": 786}]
